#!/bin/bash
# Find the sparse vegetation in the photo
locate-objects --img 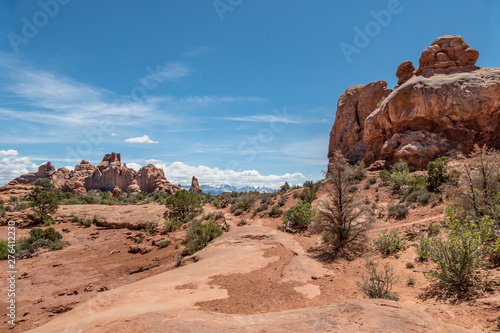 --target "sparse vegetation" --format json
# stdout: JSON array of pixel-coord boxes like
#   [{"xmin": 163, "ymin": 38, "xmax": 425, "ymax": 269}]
[
  {"xmin": 184, "ymin": 220, "xmax": 223, "ymax": 255},
  {"xmin": 316, "ymin": 151, "xmax": 368, "ymax": 252},
  {"xmin": 387, "ymin": 204, "xmax": 408, "ymax": 220},
  {"xmin": 421, "ymin": 208, "xmax": 498, "ymax": 291},
  {"xmin": 164, "ymin": 220, "xmax": 183, "ymax": 233},
  {"xmin": 27, "ymin": 178, "xmax": 60, "ymax": 225},
  {"xmin": 426, "ymin": 156, "xmax": 451, "ymax": 192},
  {"xmin": 269, "ymin": 205, "xmax": 283, "ymax": 217},
  {"xmin": 299, "ymin": 180, "xmax": 320, "ymax": 203},
  {"xmin": 357, "ymin": 260, "xmax": 399, "ymax": 301},
  {"xmin": 283, "ymin": 200, "xmax": 315, "ymax": 232},
  {"xmin": 376, "ymin": 229, "xmax": 406, "ymax": 256},
  {"xmin": 164, "ymin": 190, "xmax": 203, "ymax": 223},
  {"xmin": 0, "ymin": 240, "xmax": 11, "ymax": 260},
  {"xmin": 141, "ymin": 221, "xmax": 158, "ymax": 235},
  {"xmin": 17, "ymin": 227, "xmax": 66, "ymax": 255}
]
